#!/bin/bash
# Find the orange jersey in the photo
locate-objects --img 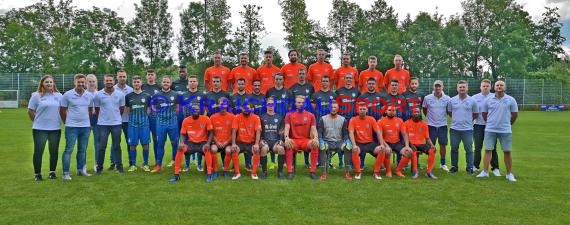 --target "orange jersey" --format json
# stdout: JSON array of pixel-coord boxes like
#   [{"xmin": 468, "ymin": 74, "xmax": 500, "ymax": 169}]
[
  {"xmin": 284, "ymin": 111, "xmax": 316, "ymax": 140},
  {"xmin": 204, "ymin": 66, "xmax": 232, "ymax": 92},
  {"xmin": 377, "ymin": 117, "xmax": 406, "ymax": 144},
  {"xmin": 383, "ymin": 68, "xmax": 410, "ymax": 94},
  {"xmin": 231, "ymin": 66, "xmax": 258, "ymax": 94},
  {"xmin": 334, "ymin": 66, "xmax": 359, "ymax": 89},
  {"xmin": 404, "ymin": 119, "xmax": 429, "ymax": 145},
  {"xmin": 257, "ymin": 65, "xmax": 281, "ymax": 94},
  {"xmin": 281, "ymin": 63, "xmax": 306, "ymax": 89},
  {"xmin": 307, "ymin": 62, "xmax": 333, "ymax": 91},
  {"xmin": 180, "ymin": 115, "xmax": 213, "ymax": 143},
  {"xmin": 359, "ymin": 69, "xmax": 384, "ymax": 93},
  {"xmin": 232, "ymin": 113, "xmax": 261, "ymax": 144},
  {"xmin": 348, "ymin": 116, "xmax": 379, "ymax": 144},
  {"xmin": 210, "ymin": 112, "xmax": 235, "ymax": 143}
]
